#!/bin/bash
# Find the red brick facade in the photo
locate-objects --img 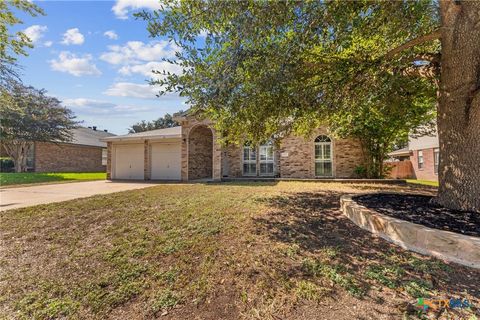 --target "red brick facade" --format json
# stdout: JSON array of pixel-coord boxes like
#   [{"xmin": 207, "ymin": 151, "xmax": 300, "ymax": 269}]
[
  {"xmin": 34, "ymin": 142, "xmax": 106, "ymax": 173},
  {"xmin": 410, "ymin": 148, "xmax": 439, "ymax": 181}
]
